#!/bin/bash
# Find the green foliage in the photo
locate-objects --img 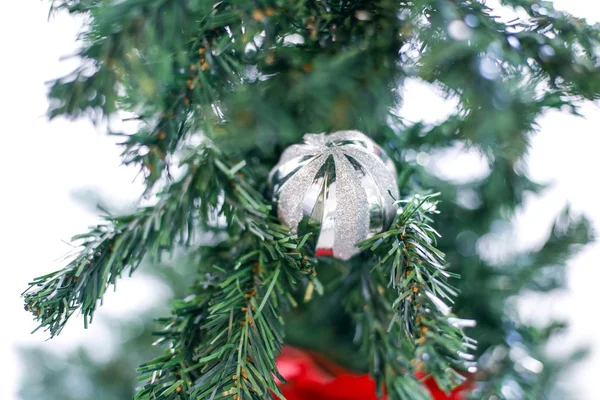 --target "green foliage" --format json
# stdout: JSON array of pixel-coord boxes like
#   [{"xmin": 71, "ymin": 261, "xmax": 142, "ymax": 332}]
[
  {"xmin": 23, "ymin": 145, "xmax": 273, "ymax": 337},
  {"xmin": 135, "ymin": 228, "xmax": 316, "ymax": 399},
  {"xmin": 18, "ymin": 254, "xmax": 195, "ymax": 400},
  {"xmin": 359, "ymin": 195, "xmax": 476, "ymax": 392},
  {"xmin": 344, "ymin": 265, "xmax": 431, "ymax": 400},
  {"xmin": 22, "ymin": 0, "xmax": 599, "ymax": 399}
]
